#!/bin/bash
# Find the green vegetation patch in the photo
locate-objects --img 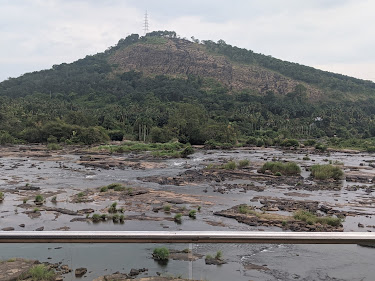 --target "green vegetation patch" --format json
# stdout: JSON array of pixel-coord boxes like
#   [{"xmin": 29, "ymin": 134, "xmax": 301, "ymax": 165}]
[
  {"xmin": 98, "ymin": 141, "xmax": 184, "ymax": 152},
  {"xmin": 174, "ymin": 213, "xmax": 182, "ymax": 223},
  {"xmin": 163, "ymin": 204, "xmax": 171, "ymax": 212},
  {"xmin": 3, "ymin": 33, "xmax": 375, "ymax": 148},
  {"xmin": 259, "ymin": 161, "xmax": 301, "ymax": 176},
  {"xmin": 238, "ymin": 205, "xmax": 258, "ymax": 216},
  {"xmin": 280, "ymin": 138, "xmax": 300, "ymax": 147},
  {"xmin": 108, "ymin": 202, "xmax": 118, "ymax": 213},
  {"xmin": 206, "ymin": 159, "xmax": 251, "ymax": 170},
  {"xmin": 238, "ymin": 159, "xmax": 250, "ymax": 168},
  {"xmin": 315, "ymin": 143, "xmax": 327, "ymax": 151},
  {"xmin": 26, "ymin": 264, "xmax": 55, "ymax": 281},
  {"xmin": 47, "ymin": 143, "xmax": 62, "ymax": 150},
  {"xmin": 310, "ymin": 164, "xmax": 344, "ymax": 180},
  {"xmin": 98, "ymin": 142, "xmax": 193, "ymax": 158},
  {"xmin": 107, "ymin": 183, "xmax": 123, "ymax": 190},
  {"xmin": 294, "ymin": 210, "xmax": 342, "ymax": 227},
  {"xmin": 0, "ymin": 130, "xmax": 16, "ymax": 145},
  {"xmin": 215, "ymin": 250, "xmax": 223, "ymax": 260},
  {"xmin": 100, "ymin": 186, "xmax": 108, "ymax": 192},
  {"xmin": 153, "ymin": 247, "xmax": 170, "ymax": 260},
  {"xmin": 34, "ymin": 194, "xmax": 44, "ymax": 203},
  {"xmin": 140, "ymin": 36, "xmax": 168, "ymax": 45},
  {"xmin": 92, "ymin": 213, "xmax": 102, "ymax": 222},
  {"xmin": 188, "ymin": 209, "xmax": 197, "ymax": 219}
]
